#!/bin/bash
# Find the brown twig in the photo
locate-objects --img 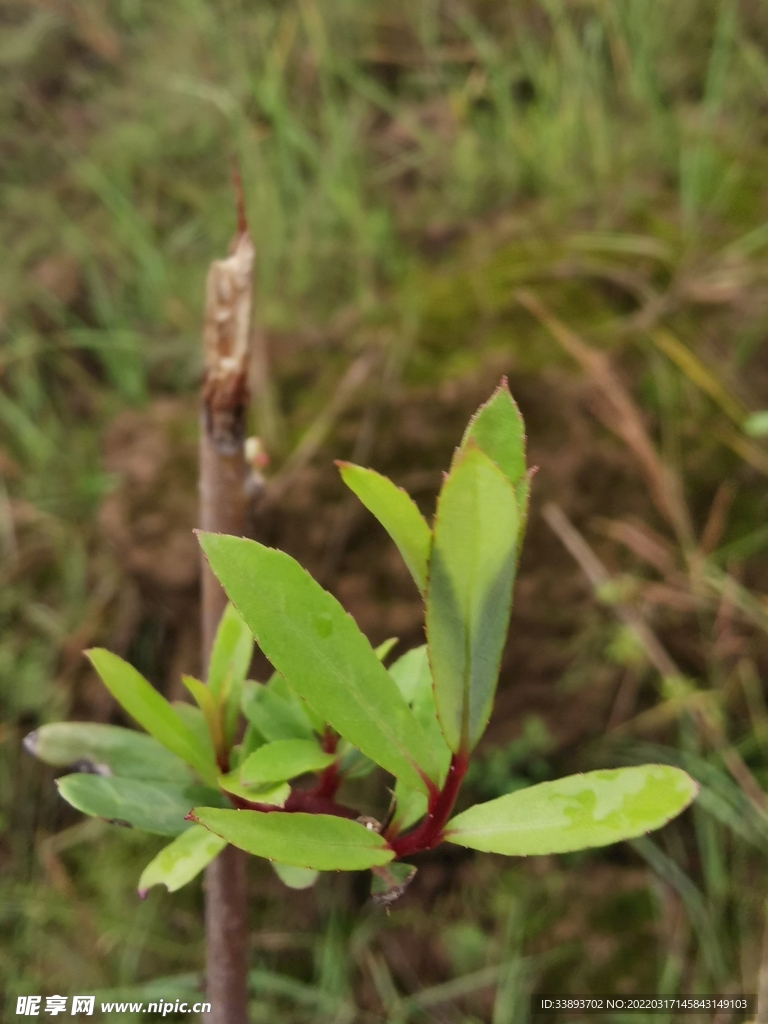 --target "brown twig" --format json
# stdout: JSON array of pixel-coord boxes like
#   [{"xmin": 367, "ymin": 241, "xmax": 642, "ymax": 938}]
[{"xmin": 199, "ymin": 181, "xmax": 254, "ymax": 1024}]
